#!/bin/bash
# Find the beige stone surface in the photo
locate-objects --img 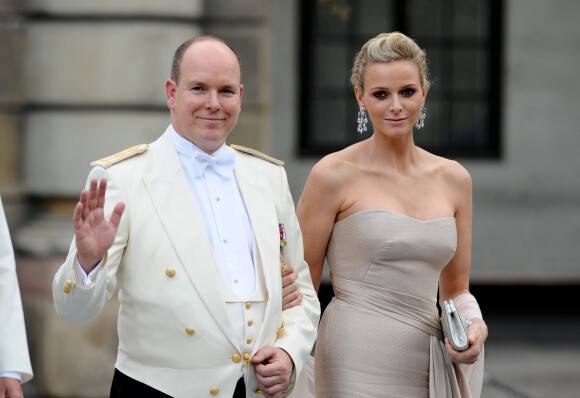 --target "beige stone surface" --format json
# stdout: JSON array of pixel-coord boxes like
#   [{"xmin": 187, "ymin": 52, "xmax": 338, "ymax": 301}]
[
  {"xmin": 0, "ymin": 21, "xmax": 24, "ymax": 105},
  {"xmin": 226, "ymin": 109, "xmax": 268, "ymax": 153},
  {"xmin": 24, "ymin": 0, "xmax": 203, "ymax": 17},
  {"xmin": 0, "ymin": 114, "xmax": 21, "ymax": 185},
  {"xmin": 25, "ymin": 23, "xmax": 201, "ymax": 105},
  {"xmin": 18, "ymin": 256, "xmax": 119, "ymax": 398},
  {"xmin": 205, "ymin": 0, "xmax": 268, "ymax": 18},
  {"xmin": 23, "ymin": 111, "xmax": 169, "ymax": 196}
]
